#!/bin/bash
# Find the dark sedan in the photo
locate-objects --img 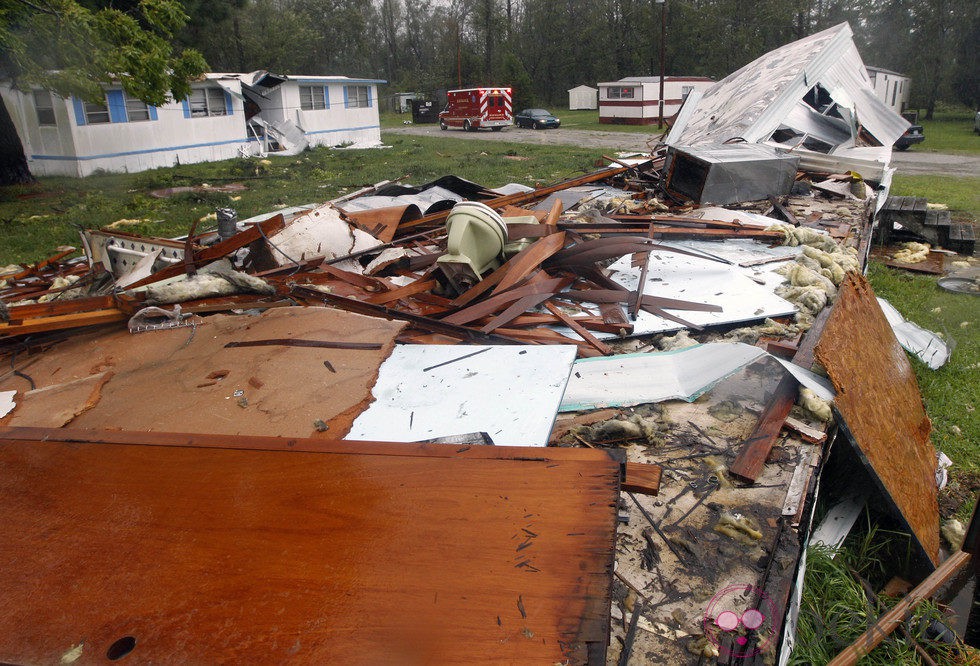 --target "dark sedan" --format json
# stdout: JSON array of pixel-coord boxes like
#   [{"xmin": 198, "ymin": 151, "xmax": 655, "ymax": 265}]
[{"xmin": 515, "ymin": 108, "xmax": 560, "ymax": 129}]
